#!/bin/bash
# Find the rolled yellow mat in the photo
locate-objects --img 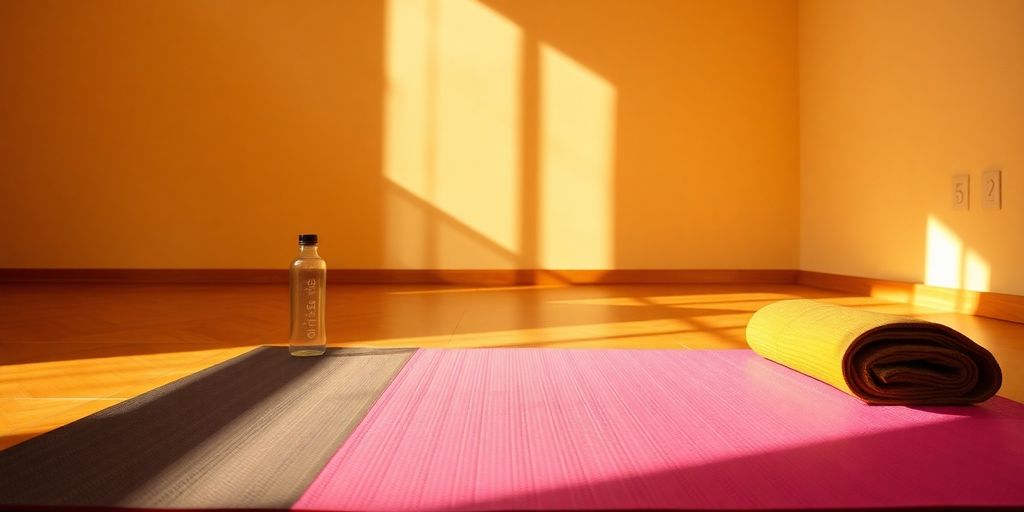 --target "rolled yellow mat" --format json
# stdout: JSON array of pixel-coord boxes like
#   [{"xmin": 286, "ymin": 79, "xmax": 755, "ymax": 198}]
[{"xmin": 746, "ymin": 299, "xmax": 1002, "ymax": 405}]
